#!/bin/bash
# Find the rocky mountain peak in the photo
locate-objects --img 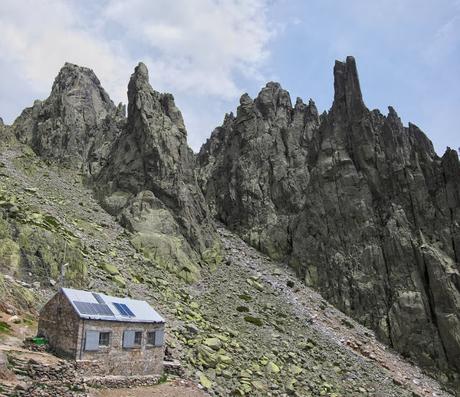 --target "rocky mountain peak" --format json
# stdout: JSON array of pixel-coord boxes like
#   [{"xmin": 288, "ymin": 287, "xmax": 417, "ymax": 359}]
[
  {"xmin": 133, "ymin": 61, "xmax": 149, "ymax": 80},
  {"xmin": 95, "ymin": 62, "xmax": 218, "ymax": 281},
  {"xmin": 127, "ymin": 62, "xmax": 152, "ymax": 118},
  {"xmin": 332, "ymin": 55, "xmax": 365, "ymax": 117},
  {"xmin": 254, "ymin": 82, "xmax": 292, "ymax": 120},
  {"xmin": 12, "ymin": 62, "xmax": 123, "ymax": 174},
  {"xmin": 239, "ymin": 92, "xmax": 253, "ymax": 105},
  {"xmin": 198, "ymin": 56, "xmax": 460, "ymax": 389},
  {"xmin": 9, "ymin": 60, "xmax": 219, "ymax": 283},
  {"xmin": 125, "ymin": 62, "xmax": 188, "ymax": 155},
  {"xmin": 51, "ymin": 62, "xmax": 111, "ymax": 102}
]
